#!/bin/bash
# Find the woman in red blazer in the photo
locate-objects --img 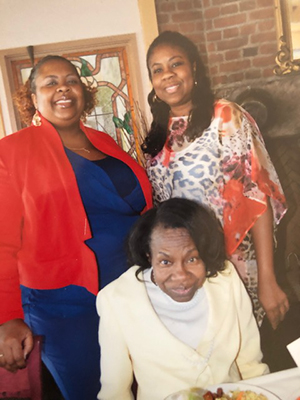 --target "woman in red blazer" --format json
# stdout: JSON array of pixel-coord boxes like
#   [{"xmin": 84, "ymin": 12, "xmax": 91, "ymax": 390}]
[{"xmin": 0, "ymin": 55, "xmax": 152, "ymax": 399}]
